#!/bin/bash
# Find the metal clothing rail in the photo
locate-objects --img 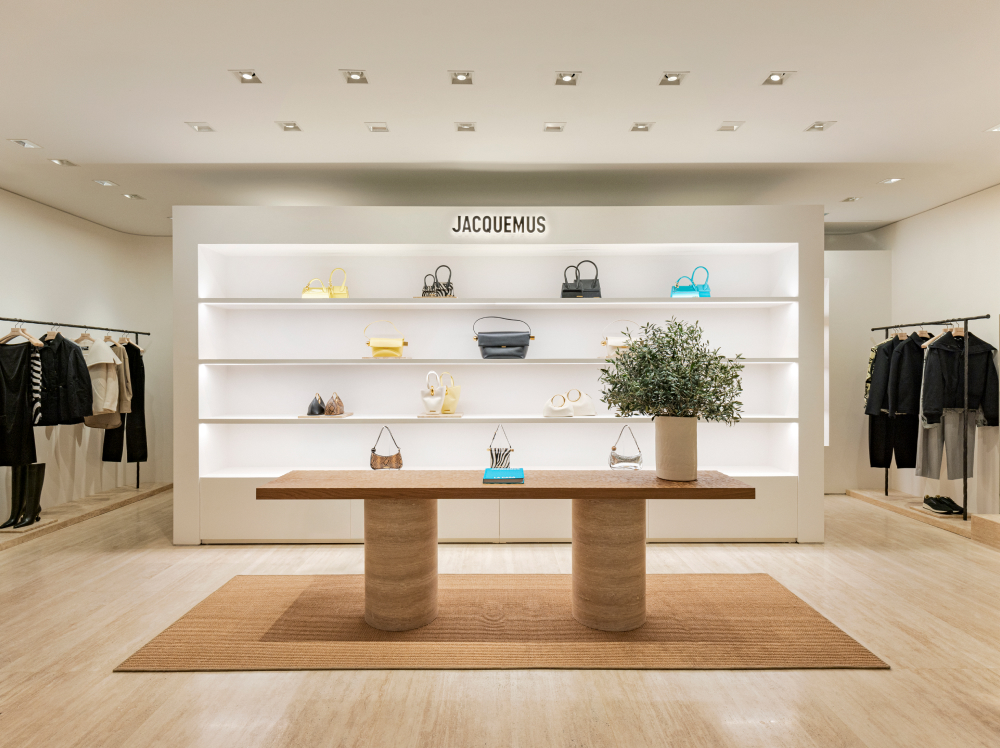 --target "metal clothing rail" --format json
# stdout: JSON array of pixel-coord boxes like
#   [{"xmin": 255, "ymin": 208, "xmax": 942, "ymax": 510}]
[
  {"xmin": 869, "ymin": 313, "xmax": 991, "ymax": 521},
  {"xmin": 0, "ymin": 315, "xmax": 149, "ymax": 337},
  {"xmin": 1, "ymin": 314, "xmax": 150, "ymax": 489}
]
